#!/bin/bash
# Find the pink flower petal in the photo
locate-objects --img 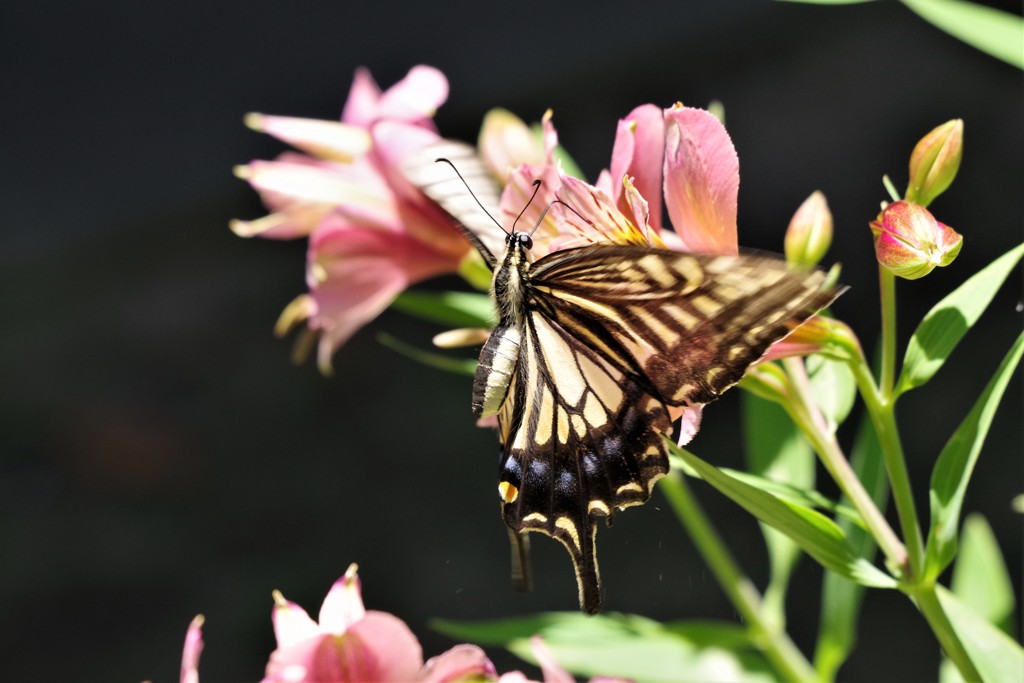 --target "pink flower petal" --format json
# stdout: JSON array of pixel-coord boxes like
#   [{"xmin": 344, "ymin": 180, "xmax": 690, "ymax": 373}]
[
  {"xmin": 675, "ymin": 405, "xmax": 704, "ymax": 447},
  {"xmin": 180, "ymin": 615, "xmax": 204, "ymax": 683},
  {"xmin": 609, "ymin": 104, "xmax": 665, "ymax": 233},
  {"xmin": 246, "ymin": 113, "xmax": 371, "ymax": 162},
  {"xmin": 241, "ymin": 156, "xmax": 394, "ymax": 223},
  {"xmin": 307, "ymin": 220, "xmax": 462, "ymax": 372},
  {"xmin": 620, "ymin": 176, "xmax": 652, "ymax": 242},
  {"xmin": 342, "ymin": 68, "xmax": 383, "ymax": 127},
  {"xmin": 318, "ymin": 565, "xmax": 366, "ymax": 634},
  {"xmin": 552, "ymin": 175, "xmax": 657, "ymax": 250},
  {"xmin": 272, "ymin": 595, "xmax": 322, "ymax": 649},
  {"xmin": 540, "ymin": 110, "xmax": 560, "ymax": 161},
  {"xmin": 230, "ymin": 205, "xmax": 327, "ymax": 240},
  {"xmin": 347, "ymin": 611, "xmax": 424, "ymax": 681},
  {"xmin": 419, "ymin": 644, "xmax": 497, "ymax": 683},
  {"xmin": 663, "ymin": 106, "xmax": 739, "ymax": 255},
  {"xmin": 497, "ymin": 673, "xmax": 538, "ymax": 683},
  {"xmin": 375, "ymin": 65, "xmax": 449, "ymax": 127},
  {"xmin": 529, "ymin": 637, "xmax": 574, "ymax": 683}
]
